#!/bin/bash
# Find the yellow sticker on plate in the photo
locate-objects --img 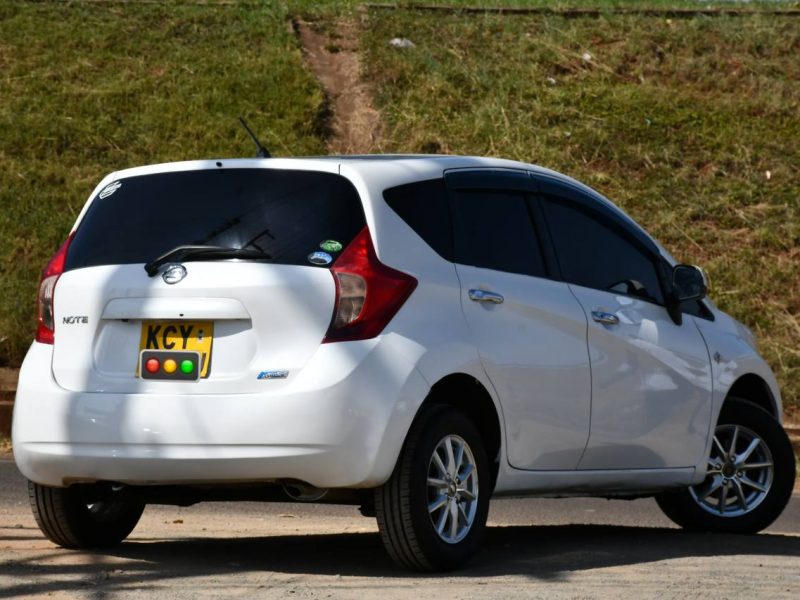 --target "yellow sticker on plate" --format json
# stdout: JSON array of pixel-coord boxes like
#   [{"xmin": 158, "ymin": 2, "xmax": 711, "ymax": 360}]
[{"xmin": 138, "ymin": 320, "xmax": 213, "ymax": 378}]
